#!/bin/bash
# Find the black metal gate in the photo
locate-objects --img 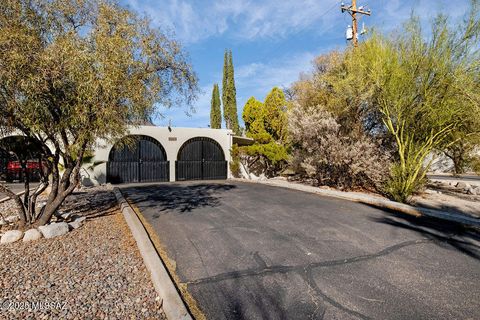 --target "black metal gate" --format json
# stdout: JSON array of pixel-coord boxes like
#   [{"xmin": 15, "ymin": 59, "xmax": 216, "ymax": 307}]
[
  {"xmin": 176, "ymin": 137, "xmax": 227, "ymax": 181},
  {"xmin": 107, "ymin": 135, "xmax": 169, "ymax": 184}
]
